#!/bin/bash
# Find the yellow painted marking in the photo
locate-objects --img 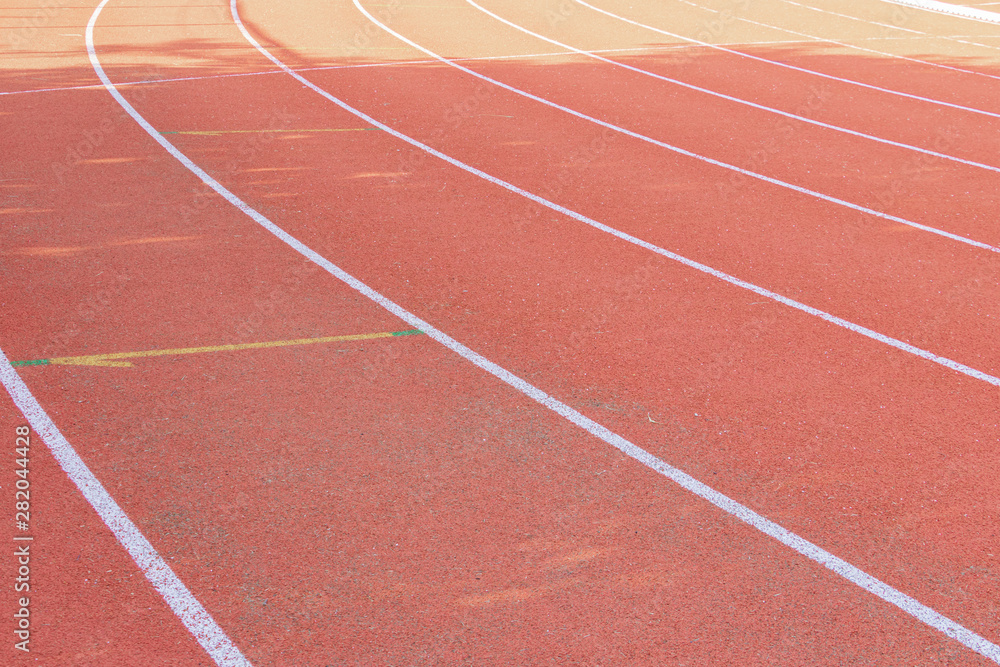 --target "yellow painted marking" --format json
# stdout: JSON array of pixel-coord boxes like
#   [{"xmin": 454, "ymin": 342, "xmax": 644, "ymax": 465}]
[
  {"xmin": 242, "ymin": 167, "xmax": 312, "ymax": 173},
  {"xmin": 79, "ymin": 157, "xmax": 145, "ymax": 164},
  {"xmin": 48, "ymin": 331, "xmax": 411, "ymax": 367},
  {"xmin": 347, "ymin": 171, "xmax": 411, "ymax": 179},
  {"xmin": 165, "ymin": 128, "xmax": 374, "ymax": 135}
]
